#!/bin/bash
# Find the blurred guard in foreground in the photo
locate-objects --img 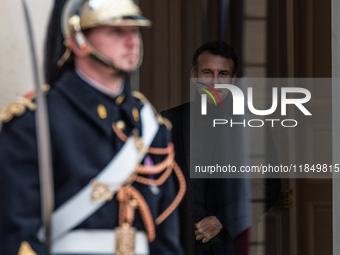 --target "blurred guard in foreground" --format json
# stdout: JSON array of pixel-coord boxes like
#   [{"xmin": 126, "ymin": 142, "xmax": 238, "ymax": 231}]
[{"xmin": 0, "ymin": 0, "xmax": 185, "ymax": 254}]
